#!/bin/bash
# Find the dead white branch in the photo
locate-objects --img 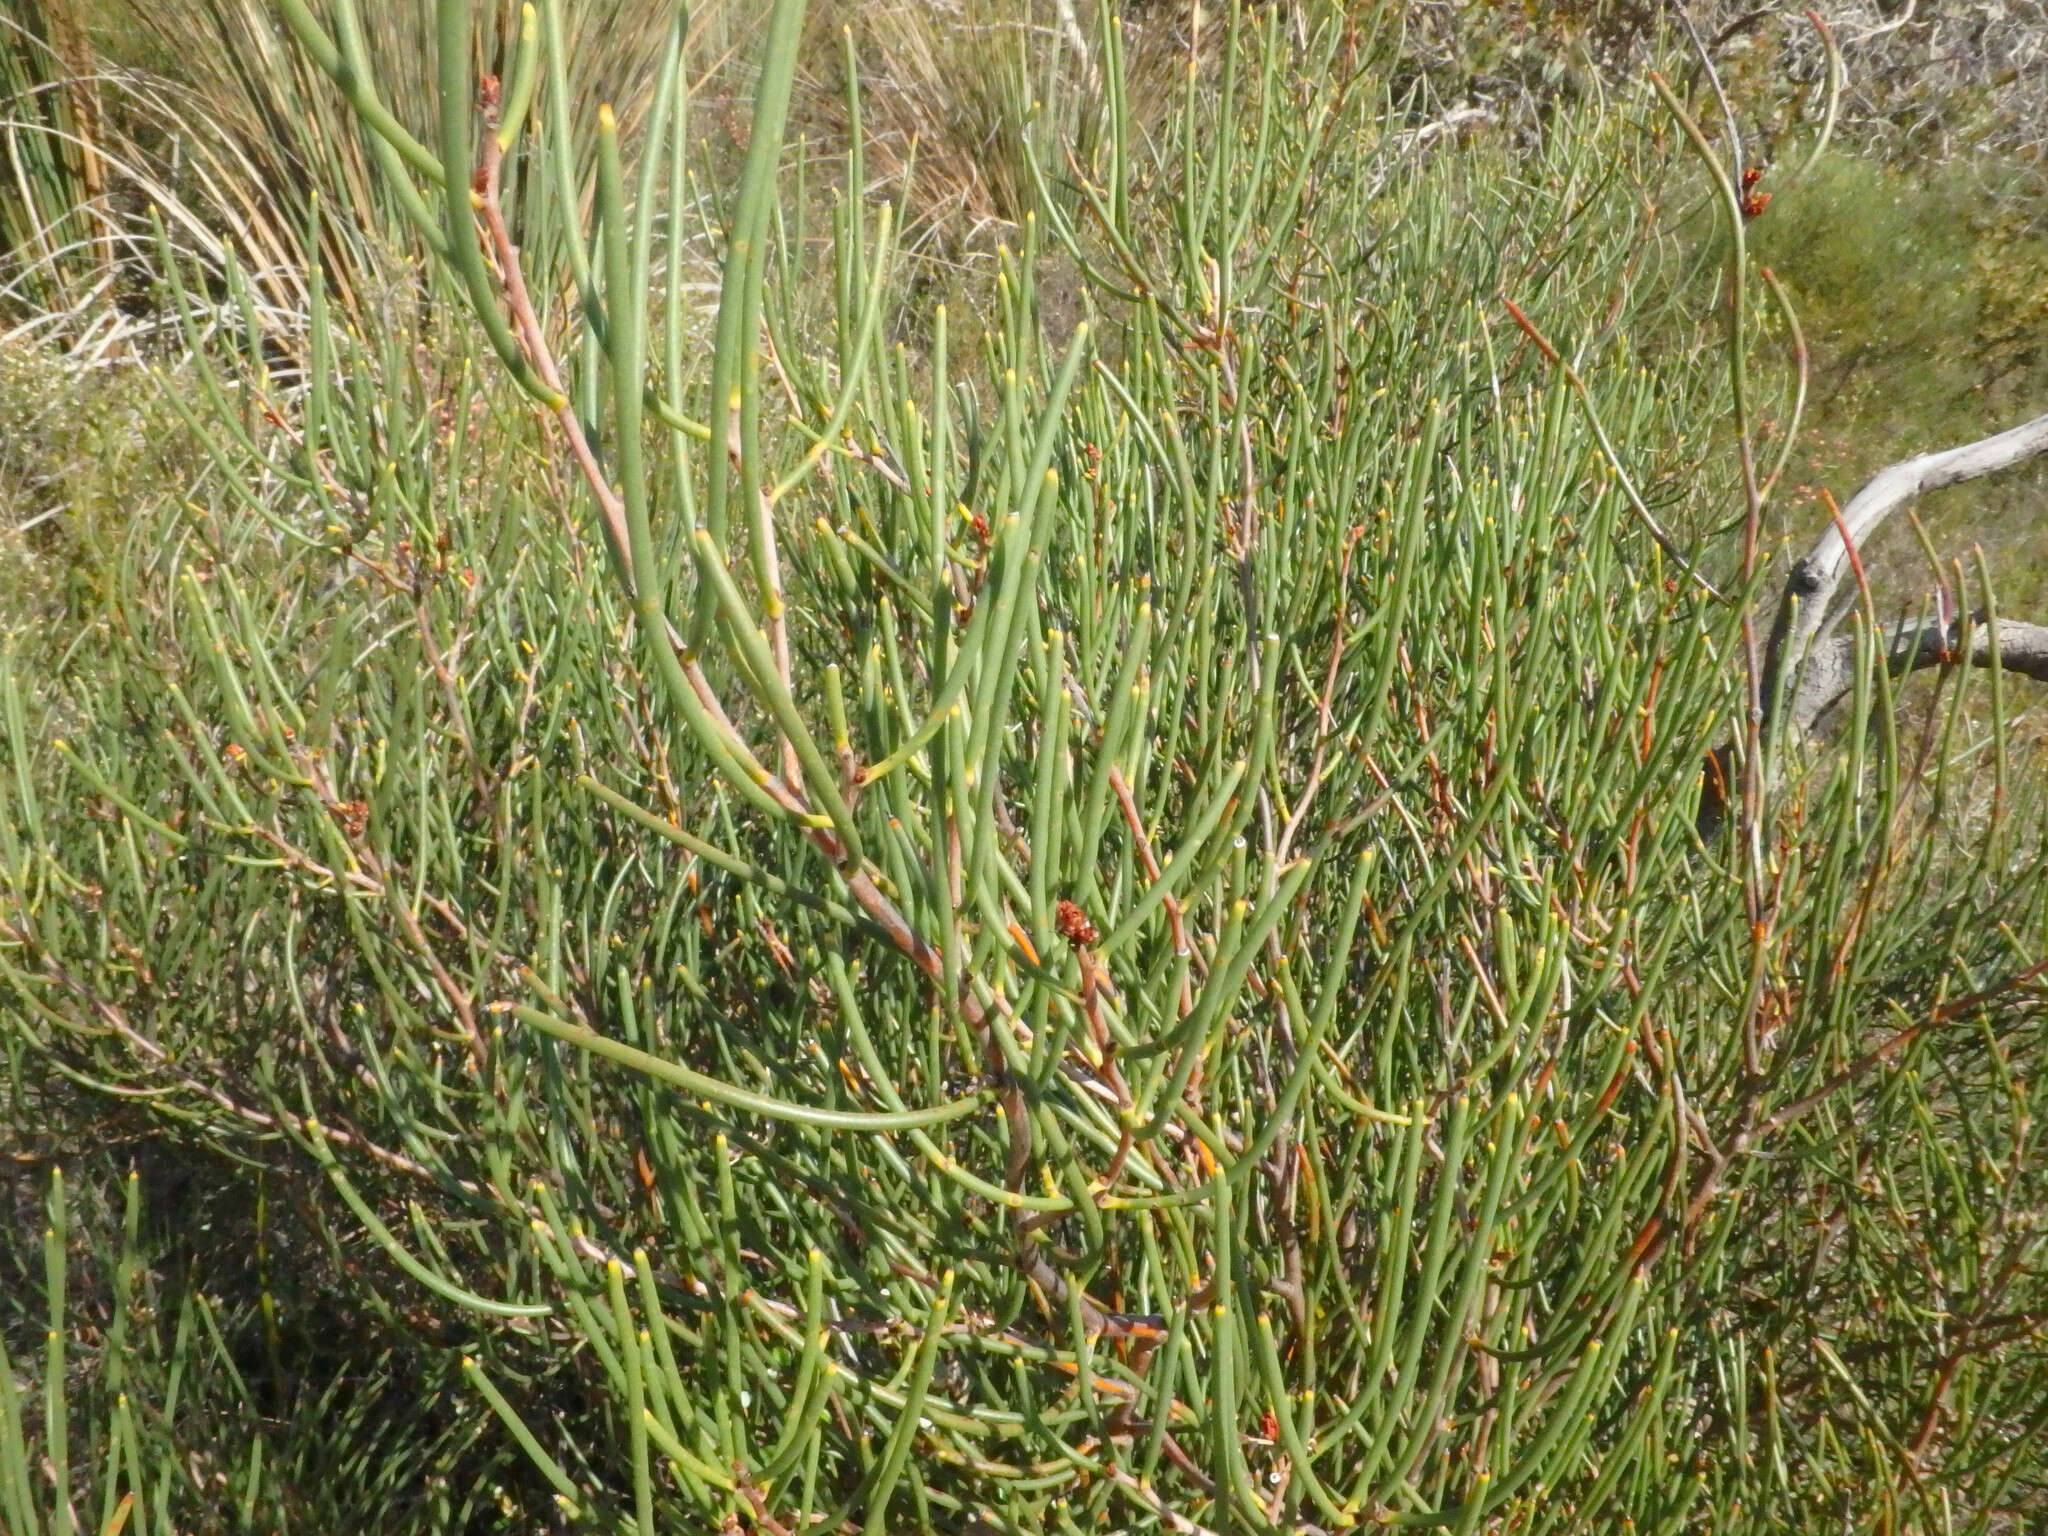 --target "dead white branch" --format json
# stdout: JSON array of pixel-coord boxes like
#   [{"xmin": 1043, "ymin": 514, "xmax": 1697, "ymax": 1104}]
[
  {"xmin": 1694, "ymin": 406, "xmax": 2048, "ymax": 836},
  {"xmin": 1765, "ymin": 407, "xmax": 2048, "ymax": 725},
  {"xmin": 1792, "ymin": 614, "xmax": 2048, "ymax": 730}
]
